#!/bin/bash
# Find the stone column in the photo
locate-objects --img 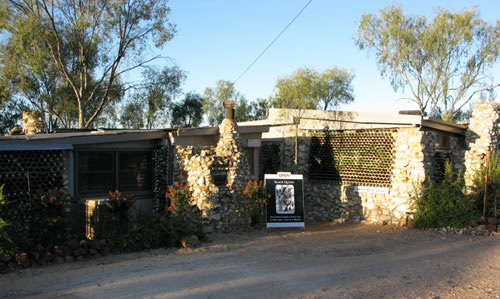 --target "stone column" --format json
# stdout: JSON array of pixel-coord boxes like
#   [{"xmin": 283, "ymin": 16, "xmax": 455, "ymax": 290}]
[
  {"xmin": 464, "ymin": 102, "xmax": 500, "ymax": 189},
  {"xmin": 22, "ymin": 111, "xmax": 44, "ymax": 134},
  {"xmin": 214, "ymin": 101, "xmax": 253, "ymax": 230}
]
